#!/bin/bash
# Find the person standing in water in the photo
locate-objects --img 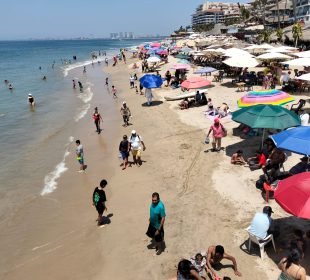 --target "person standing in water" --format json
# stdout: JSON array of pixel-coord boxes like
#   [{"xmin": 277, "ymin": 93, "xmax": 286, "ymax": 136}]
[
  {"xmin": 83, "ymin": 66, "xmax": 86, "ymax": 73},
  {"xmin": 28, "ymin": 93, "xmax": 35, "ymax": 107},
  {"xmin": 75, "ymin": 140, "xmax": 86, "ymax": 172},
  {"xmin": 72, "ymin": 79, "xmax": 76, "ymax": 89},
  {"xmin": 78, "ymin": 81, "xmax": 83, "ymax": 92},
  {"xmin": 92, "ymin": 107, "xmax": 103, "ymax": 134}
]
